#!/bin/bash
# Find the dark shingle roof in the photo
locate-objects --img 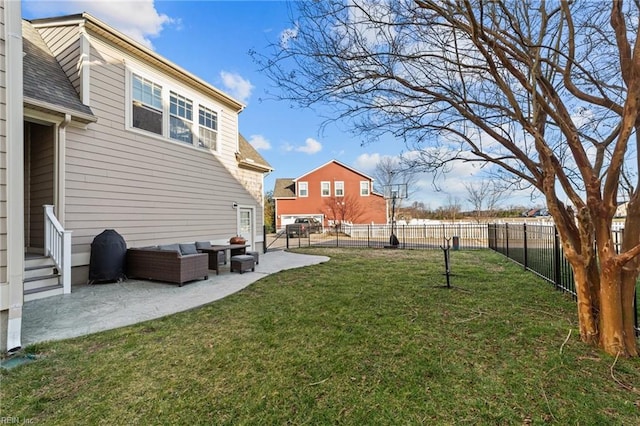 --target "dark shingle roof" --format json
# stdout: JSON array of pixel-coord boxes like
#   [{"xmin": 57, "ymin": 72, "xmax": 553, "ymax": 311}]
[
  {"xmin": 237, "ymin": 134, "xmax": 273, "ymax": 172},
  {"xmin": 22, "ymin": 20, "xmax": 95, "ymax": 120},
  {"xmin": 273, "ymin": 178, "xmax": 296, "ymax": 198}
]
